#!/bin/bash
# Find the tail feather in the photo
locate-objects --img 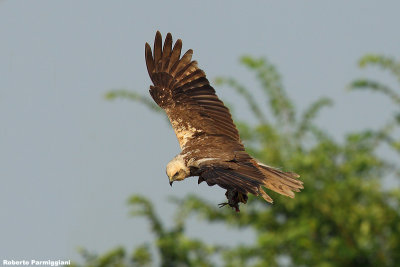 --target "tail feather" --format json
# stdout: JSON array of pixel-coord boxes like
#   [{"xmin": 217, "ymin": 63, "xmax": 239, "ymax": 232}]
[
  {"xmin": 258, "ymin": 188, "xmax": 274, "ymax": 203},
  {"xmin": 258, "ymin": 163, "xmax": 303, "ymax": 198}
]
